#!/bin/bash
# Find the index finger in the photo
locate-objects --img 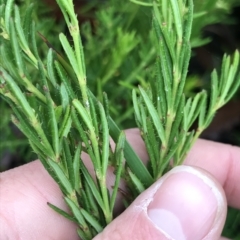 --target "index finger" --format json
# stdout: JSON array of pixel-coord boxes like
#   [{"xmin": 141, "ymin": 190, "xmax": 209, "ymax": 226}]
[
  {"xmin": 184, "ymin": 139, "xmax": 240, "ymax": 209},
  {"xmin": 126, "ymin": 129, "xmax": 240, "ymax": 209}
]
